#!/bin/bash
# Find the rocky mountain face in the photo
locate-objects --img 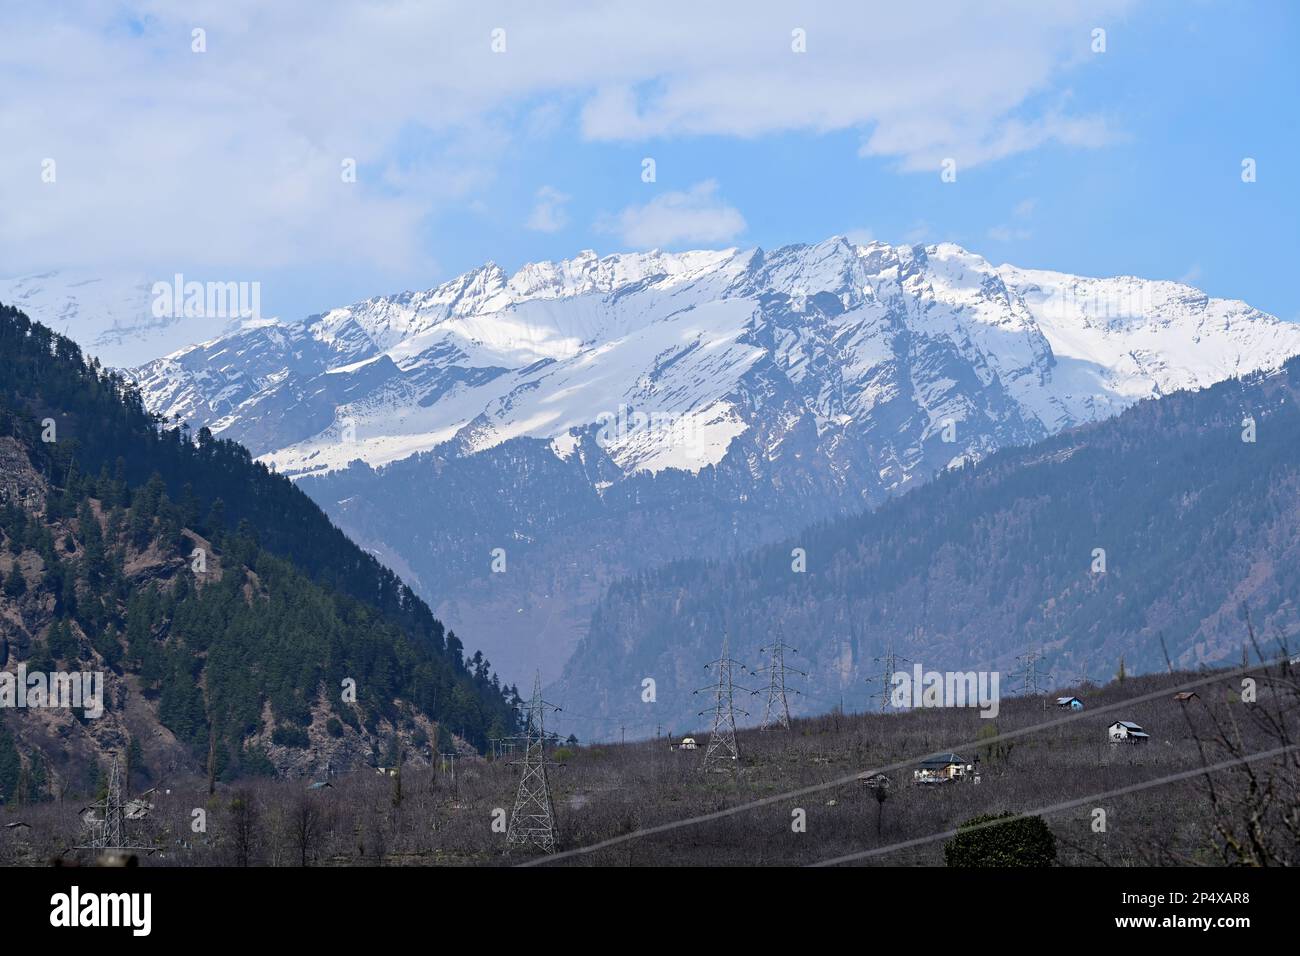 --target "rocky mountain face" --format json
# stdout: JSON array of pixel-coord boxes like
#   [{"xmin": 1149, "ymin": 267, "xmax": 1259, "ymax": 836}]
[
  {"xmin": 2, "ymin": 433, "xmax": 215, "ymax": 790},
  {"xmin": 0, "ymin": 431, "xmax": 440, "ymax": 790},
  {"xmin": 123, "ymin": 238, "xmax": 1300, "ymax": 692}
]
